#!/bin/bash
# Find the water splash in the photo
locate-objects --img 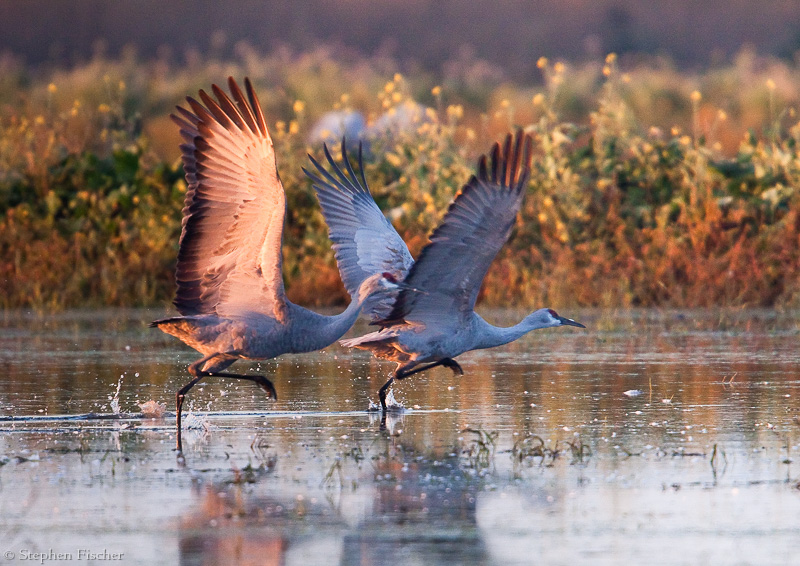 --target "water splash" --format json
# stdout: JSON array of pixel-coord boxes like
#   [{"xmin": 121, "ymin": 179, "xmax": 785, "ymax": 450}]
[
  {"xmin": 109, "ymin": 374, "xmax": 124, "ymax": 415},
  {"xmin": 137, "ymin": 399, "xmax": 166, "ymax": 418},
  {"xmin": 384, "ymin": 389, "xmax": 405, "ymax": 412},
  {"xmin": 366, "ymin": 389, "xmax": 405, "ymax": 412},
  {"xmin": 182, "ymin": 404, "xmax": 211, "ymax": 432}
]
